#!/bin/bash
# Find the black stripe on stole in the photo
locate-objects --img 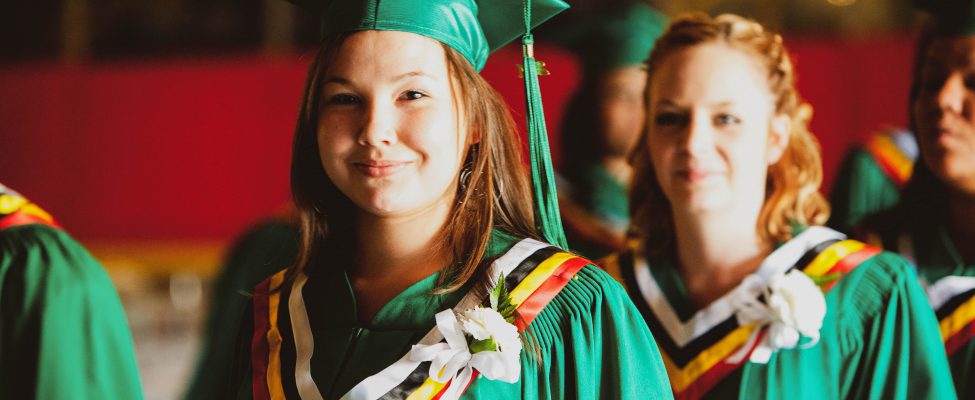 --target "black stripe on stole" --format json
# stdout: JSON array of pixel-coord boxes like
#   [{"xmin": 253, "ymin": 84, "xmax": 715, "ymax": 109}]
[
  {"xmin": 794, "ymin": 239, "xmax": 842, "ymax": 274},
  {"xmin": 378, "ymin": 245, "xmax": 562, "ymax": 398},
  {"xmin": 504, "ymin": 246, "xmax": 562, "ymax": 292},
  {"xmin": 936, "ymin": 288, "xmax": 975, "ymax": 320}
]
